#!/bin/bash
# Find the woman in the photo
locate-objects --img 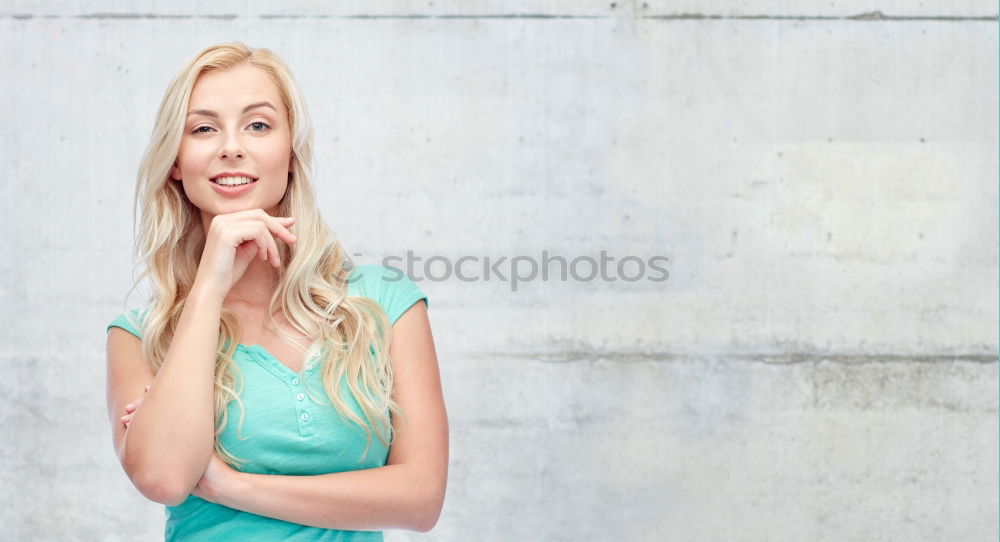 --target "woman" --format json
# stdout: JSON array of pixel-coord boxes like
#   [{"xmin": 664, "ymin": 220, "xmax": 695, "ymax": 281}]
[{"xmin": 105, "ymin": 42, "xmax": 448, "ymax": 540}]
